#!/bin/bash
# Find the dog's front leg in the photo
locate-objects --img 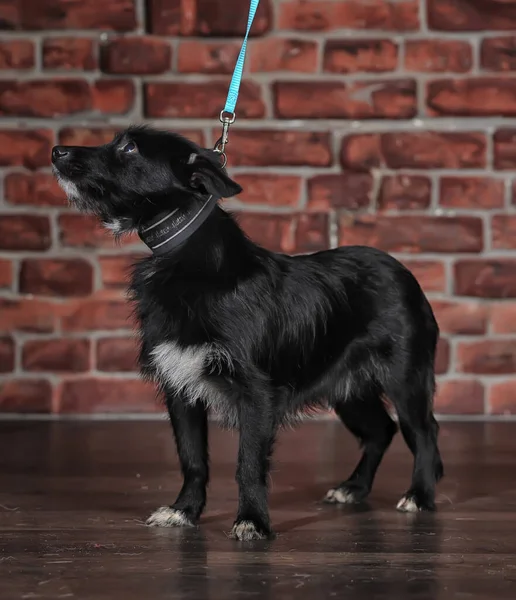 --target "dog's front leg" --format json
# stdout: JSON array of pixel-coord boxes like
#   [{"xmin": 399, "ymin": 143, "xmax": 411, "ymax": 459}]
[
  {"xmin": 147, "ymin": 393, "xmax": 208, "ymax": 528},
  {"xmin": 230, "ymin": 399, "xmax": 276, "ymax": 541}
]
